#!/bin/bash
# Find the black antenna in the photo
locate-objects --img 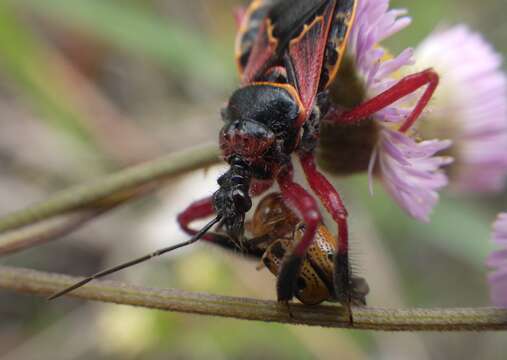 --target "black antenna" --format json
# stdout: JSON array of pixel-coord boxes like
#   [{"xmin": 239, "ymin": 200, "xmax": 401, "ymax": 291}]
[{"xmin": 48, "ymin": 216, "xmax": 221, "ymax": 300}]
